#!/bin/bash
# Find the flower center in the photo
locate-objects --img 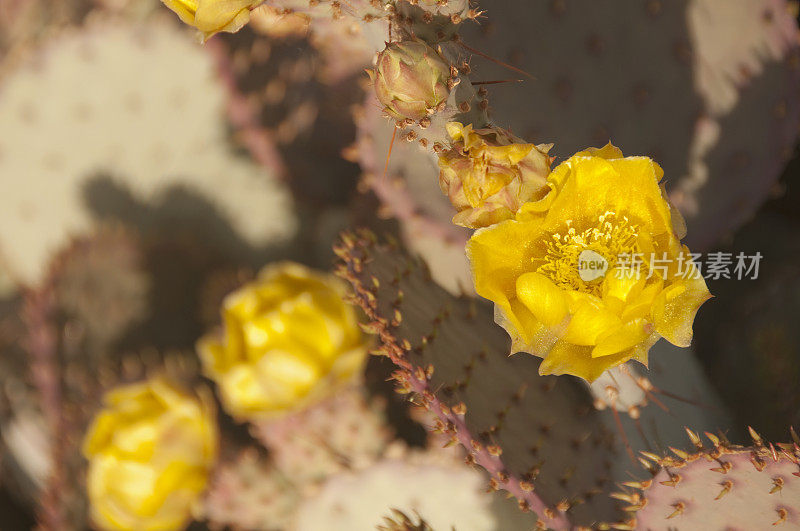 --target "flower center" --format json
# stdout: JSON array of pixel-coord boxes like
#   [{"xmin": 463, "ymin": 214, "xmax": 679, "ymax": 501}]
[{"xmin": 535, "ymin": 211, "xmax": 640, "ymax": 296}]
